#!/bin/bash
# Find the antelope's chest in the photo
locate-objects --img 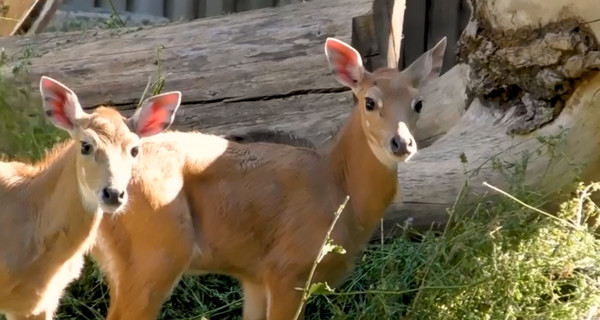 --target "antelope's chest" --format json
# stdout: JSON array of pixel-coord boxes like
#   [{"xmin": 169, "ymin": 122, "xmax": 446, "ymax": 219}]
[
  {"xmin": 32, "ymin": 253, "xmax": 86, "ymax": 313},
  {"xmin": 0, "ymin": 251, "xmax": 86, "ymax": 316}
]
